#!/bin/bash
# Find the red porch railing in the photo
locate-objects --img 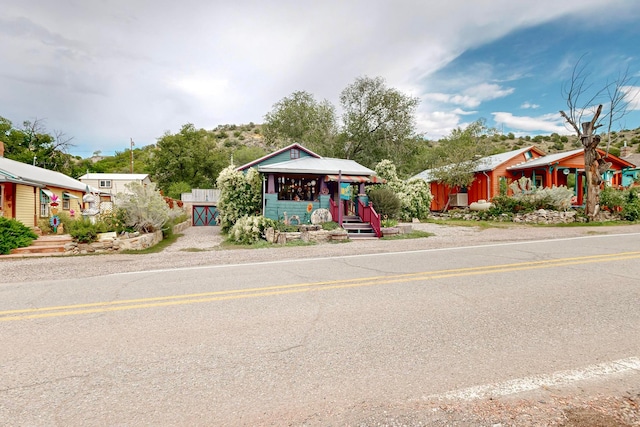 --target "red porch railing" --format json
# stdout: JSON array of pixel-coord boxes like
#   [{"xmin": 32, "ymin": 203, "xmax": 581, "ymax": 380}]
[
  {"xmin": 357, "ymin": 199, "xmax": 381, "ymax": 238},
  {"xmin": 329, "ymin": 197, "xmax": 339, "ymax": 224}
]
